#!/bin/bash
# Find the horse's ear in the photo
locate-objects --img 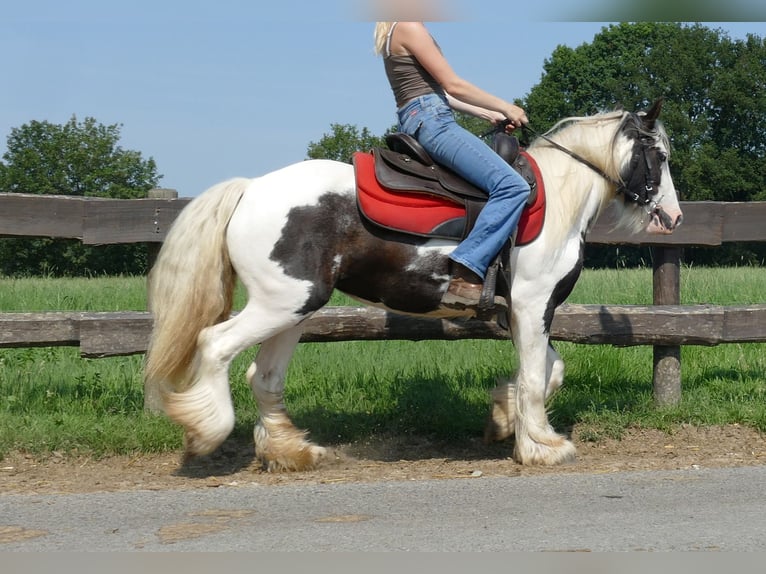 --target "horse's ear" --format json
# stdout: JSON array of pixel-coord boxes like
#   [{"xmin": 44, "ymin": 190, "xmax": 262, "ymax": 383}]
[
  {"xmin": 614, "ymin": 103, "xmax": 625, "ymax": 112},
  {"xmin": 643, "ymin": 98, "xmax": 664, "ymax": 130}
]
